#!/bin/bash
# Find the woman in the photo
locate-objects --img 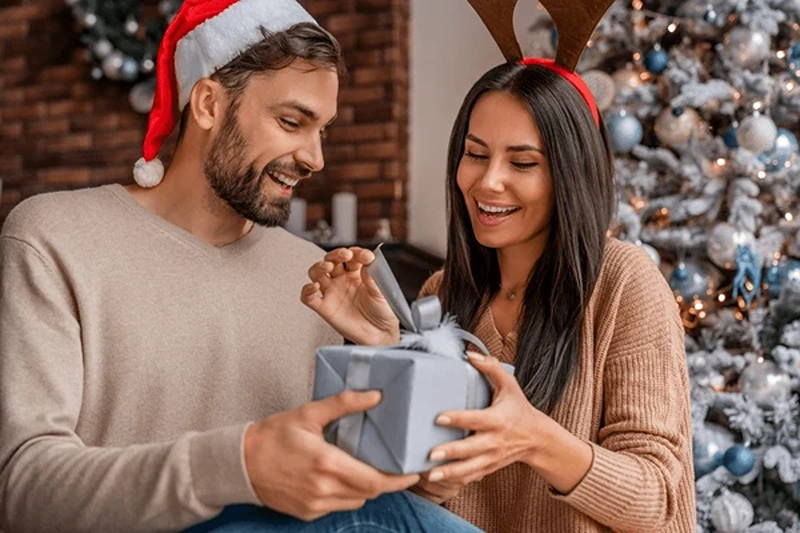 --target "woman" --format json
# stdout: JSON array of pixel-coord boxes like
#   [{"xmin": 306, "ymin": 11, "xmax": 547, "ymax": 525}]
[{"xmin": 302, "ymin": 61, "xmax": 696, "ymax": 532}]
